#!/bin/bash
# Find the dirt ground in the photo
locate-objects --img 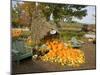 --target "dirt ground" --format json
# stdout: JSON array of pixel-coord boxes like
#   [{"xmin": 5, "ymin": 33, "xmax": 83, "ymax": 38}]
[{"xmin": 12, "ymin": 42, "xmax": 96, "ymax": 75}]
